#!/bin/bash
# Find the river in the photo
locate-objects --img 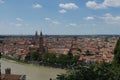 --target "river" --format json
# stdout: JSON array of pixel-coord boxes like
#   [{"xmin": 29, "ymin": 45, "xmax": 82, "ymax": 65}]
[{"xmin": 1, "ymin": 58, "xmax": 66, "ymax": 80}]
